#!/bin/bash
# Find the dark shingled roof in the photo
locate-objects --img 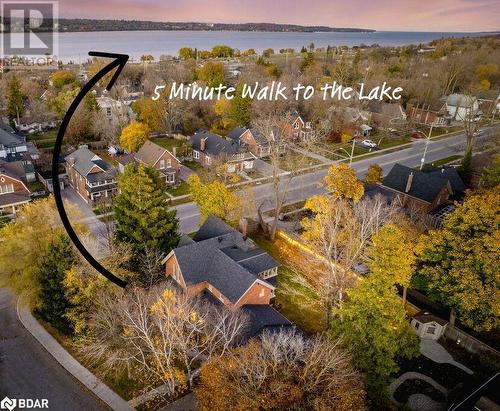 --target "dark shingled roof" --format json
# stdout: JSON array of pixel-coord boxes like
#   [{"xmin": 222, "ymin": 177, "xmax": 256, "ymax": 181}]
[
  {"xmin": 0, "ymin": 191, "xmax": 30, "ymax": 207},
  {"xmin": 191, "ymin": 129, "xmax": 248, "ymax": 156},
  {"xmin": 172, "ymin": 216, "xmax": 279, "ymax": 303},
  {"xmin": 0, "ymin": 123, "xmax": 25, "ymax": 147},
  {"xmin": 425, "ymin": 167, "xmax": 465, "ymax": 199},
  {"xmin": 227, "ymin": 127, "xmax": 247, "ymax": 143},
  {"xmin": 382, "ymin": 163, "xmax": 451, "ymax": 203},
  {"xmin": 241, "ymin": 305, "xmax": 293, "ymax": 339}
]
